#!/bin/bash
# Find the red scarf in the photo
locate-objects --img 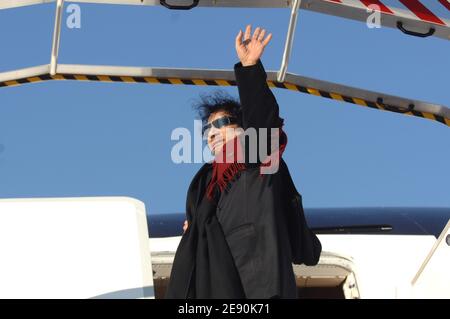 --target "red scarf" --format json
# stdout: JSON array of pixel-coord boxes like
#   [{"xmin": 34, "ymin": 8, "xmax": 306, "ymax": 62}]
[{"xmin": 206, "ymin": 127, "xmax": 288, "ymax": 201}]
